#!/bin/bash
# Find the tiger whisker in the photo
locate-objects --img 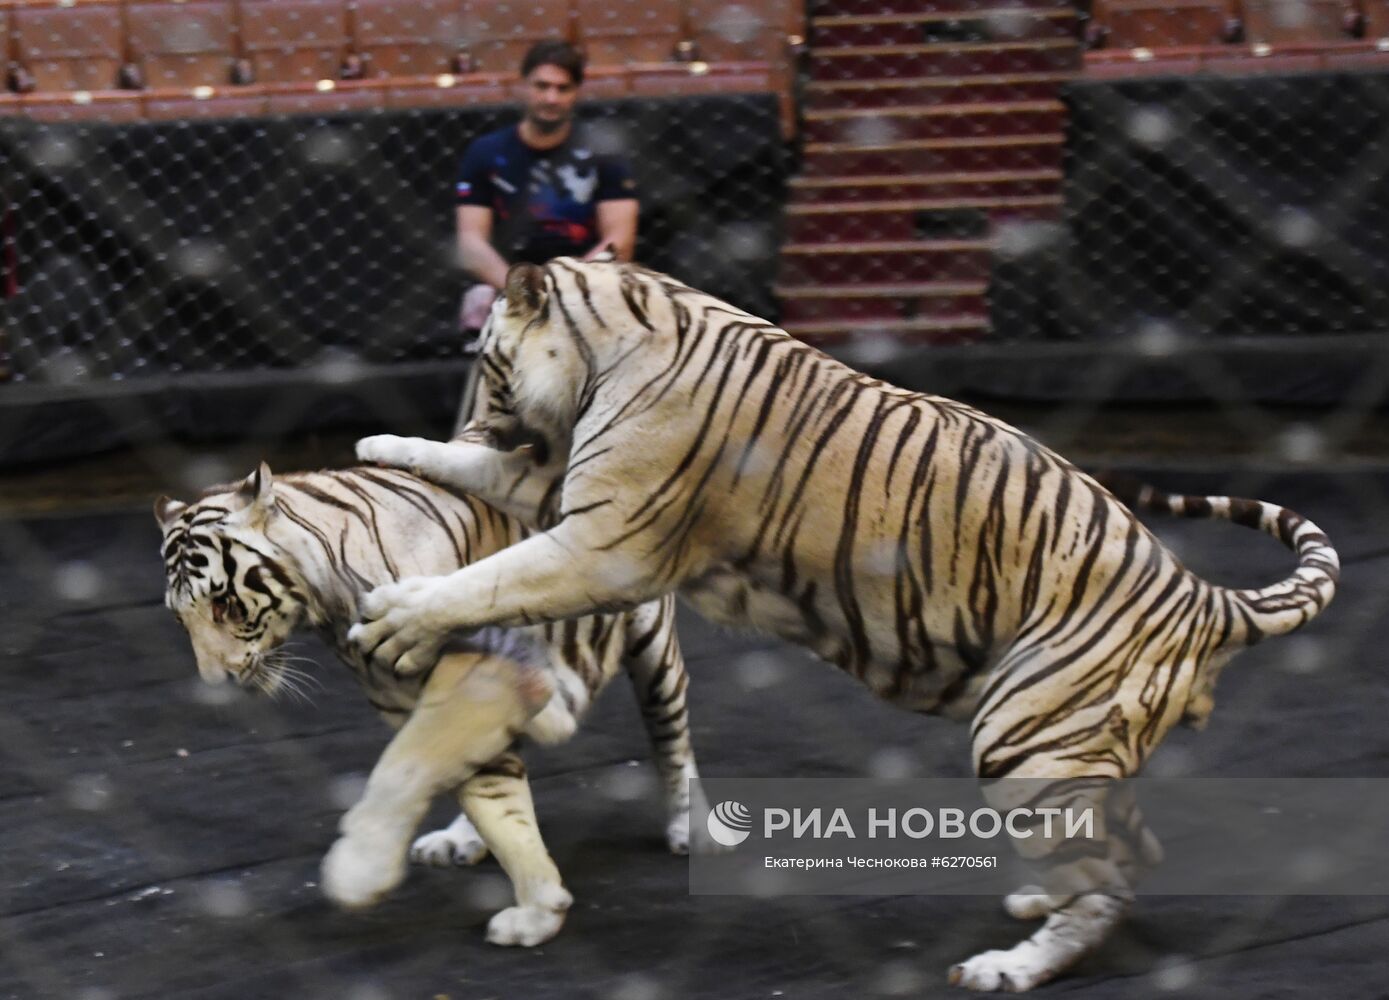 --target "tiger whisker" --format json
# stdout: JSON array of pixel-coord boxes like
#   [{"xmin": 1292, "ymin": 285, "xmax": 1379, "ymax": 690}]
[
  {"xmin": 266, "ymin": 660, "xmax": 323, "ymax": 689},
  {"xmin": 258, "ymin": 659, "xmax": 321, "ymax": 706},
  {"xmin": 277, "ymin": 679, "xmax": 315, "ymax": 708},
  {"xmin": 278, "ymin": 674, "xmax": 319, "ymax": 702},
  {"xmin": 262, "ymin": 648, "xmax": 322, "ymax": 674}
]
